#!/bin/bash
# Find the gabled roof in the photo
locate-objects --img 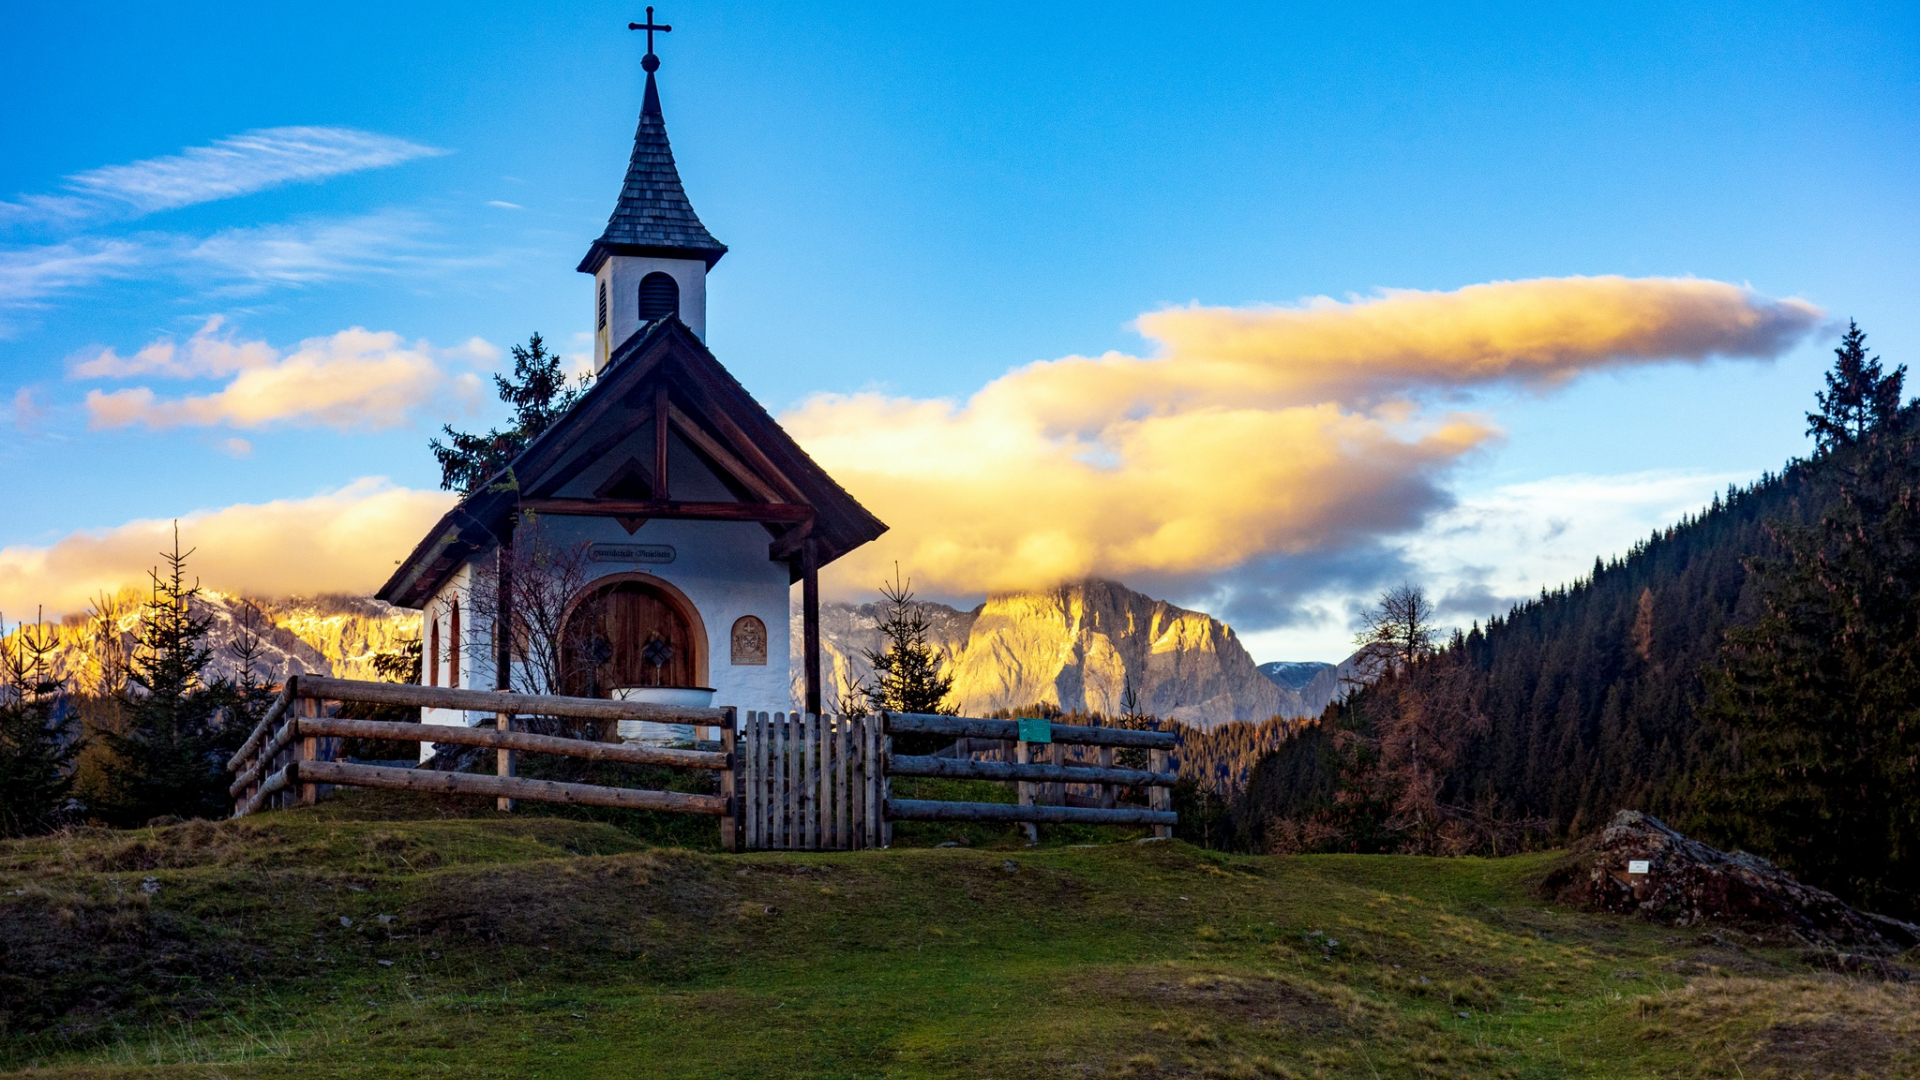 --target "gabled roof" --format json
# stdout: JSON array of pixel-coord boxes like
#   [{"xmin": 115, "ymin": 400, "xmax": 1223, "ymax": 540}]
[
  {"xmin": 577, "ymin": 70, "xmax": 727, "ymax": 274},
  {"xmin": 377, "ymin": 318, "xmax": 887, "ymax": 610}
]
